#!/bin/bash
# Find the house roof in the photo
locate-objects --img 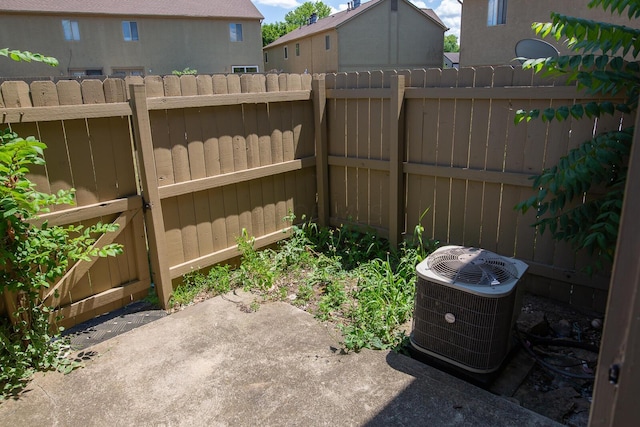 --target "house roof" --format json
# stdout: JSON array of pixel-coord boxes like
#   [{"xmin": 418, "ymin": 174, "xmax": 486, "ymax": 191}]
[
  {"xmin": 0, "ymin": 0, "xmax": 264, "ymax": 20},
  {"xmin": 264, "ymin": 0, "xmax": 447, "ymax": 49},
  {"xmin": 444, "ymin": 52, "xmax": 460, "ymax": 63}
]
